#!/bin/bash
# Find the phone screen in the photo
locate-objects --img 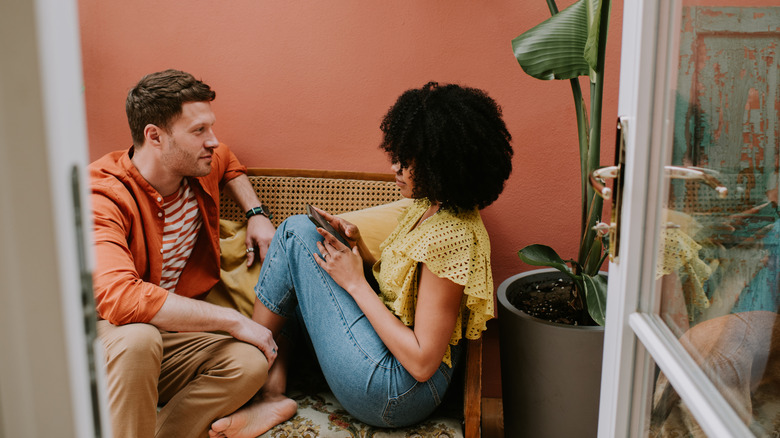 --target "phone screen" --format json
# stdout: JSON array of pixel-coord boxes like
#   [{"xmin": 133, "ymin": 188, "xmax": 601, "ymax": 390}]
[{"xmin": 305, "ymin": 204, "xmax": 348, "ymax": 245}]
